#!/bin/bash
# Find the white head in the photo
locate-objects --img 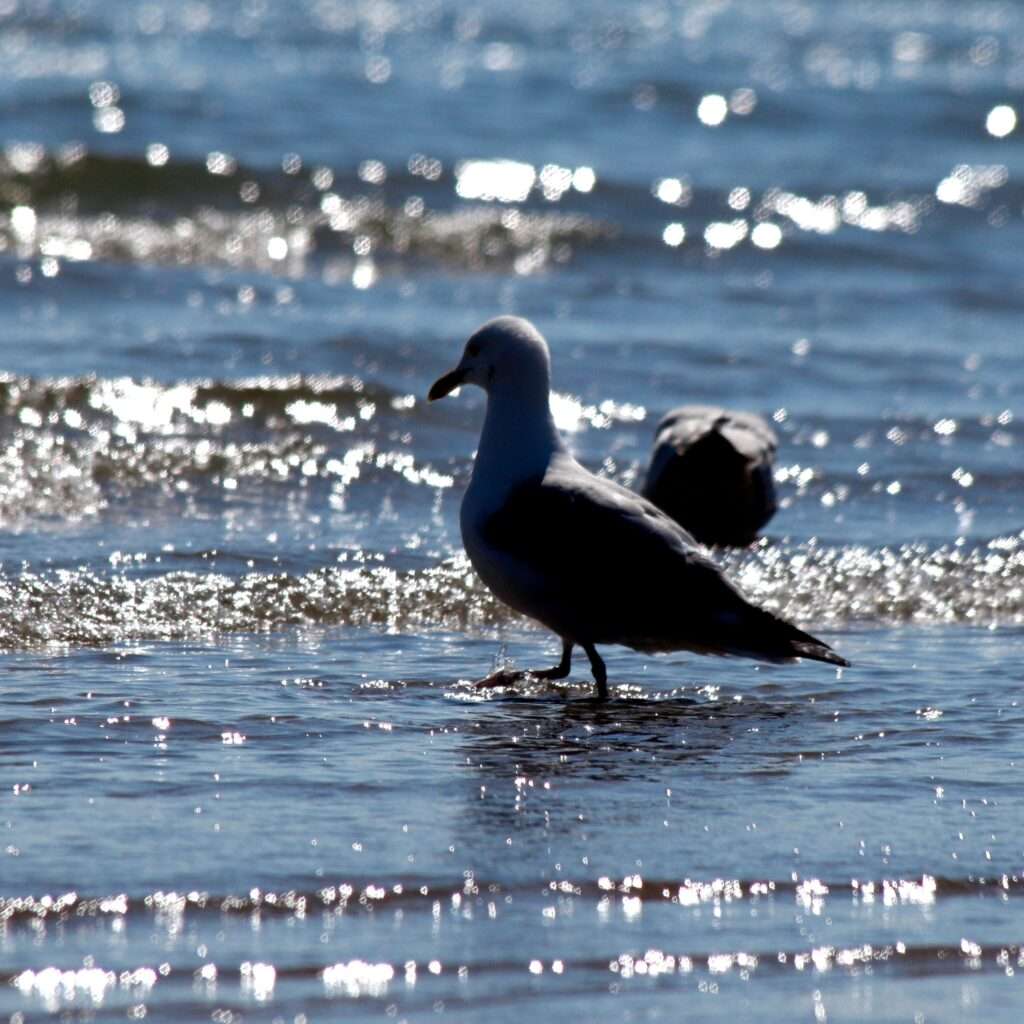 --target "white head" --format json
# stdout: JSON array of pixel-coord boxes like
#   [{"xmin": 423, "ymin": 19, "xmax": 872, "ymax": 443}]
[{"xmin": 428, "ymin": 316, "xmax": 552, "ymax": 404}]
